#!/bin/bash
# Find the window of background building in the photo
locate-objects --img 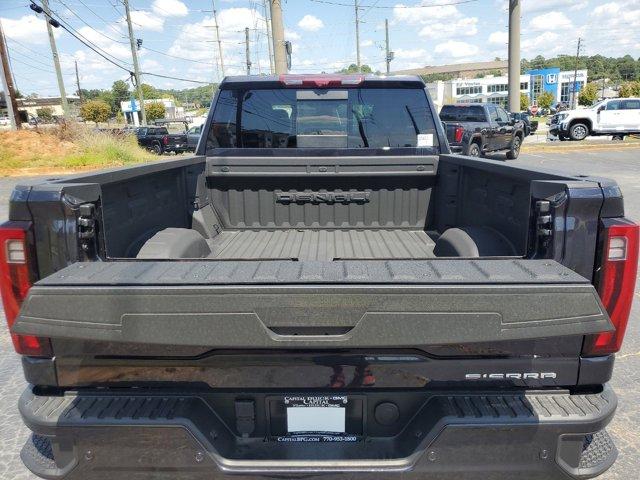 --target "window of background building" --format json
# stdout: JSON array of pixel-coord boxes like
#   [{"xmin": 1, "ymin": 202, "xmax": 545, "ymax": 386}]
[
  {"xmin": 520, "ymin": 82, "xmax": 529, "ymax": 90},
  {"xmin": 456, "ymin": 86, "xmax": 483, "ymax": 95},
  {"xmin": 487, "ymin": 97, "xmax": 508, "ymax": 107},
  {"xmin": 531, "ymin": 75, "xmax": 543, "ymax": 104},
  {"xmin": 487, "ymin": 84, "xmax": 508, "ymax": 93},
  {"xmin": 560, "ymin": 81, "xmax": 584, "ymax": 103}
]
